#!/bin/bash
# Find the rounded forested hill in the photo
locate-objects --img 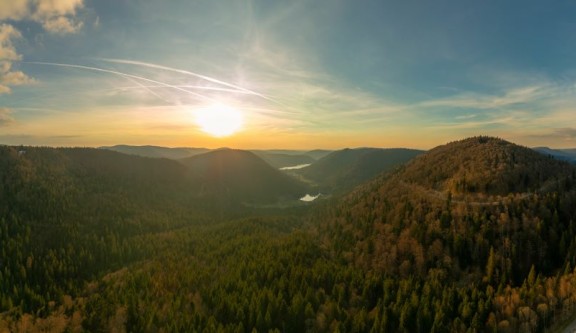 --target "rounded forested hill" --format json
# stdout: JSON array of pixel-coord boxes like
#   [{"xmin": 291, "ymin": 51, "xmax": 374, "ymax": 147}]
[
  {"xmin": 0, "ymin": 146, "xmax": 196, "ymax": 217},
  {"xmin": 325, "ymin": 136, "xmax": 576, "ymax": 282},
  {"xmin": 180, "ymin": 149, "xmax": 308, "ymax": 204},
  {"xmin": 399, "ymin": 136, "xmax": 574, "ymax": 195},
  {"xmin": 319, "ymin": 136, "xmax": 576, "ymax": 331}
]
